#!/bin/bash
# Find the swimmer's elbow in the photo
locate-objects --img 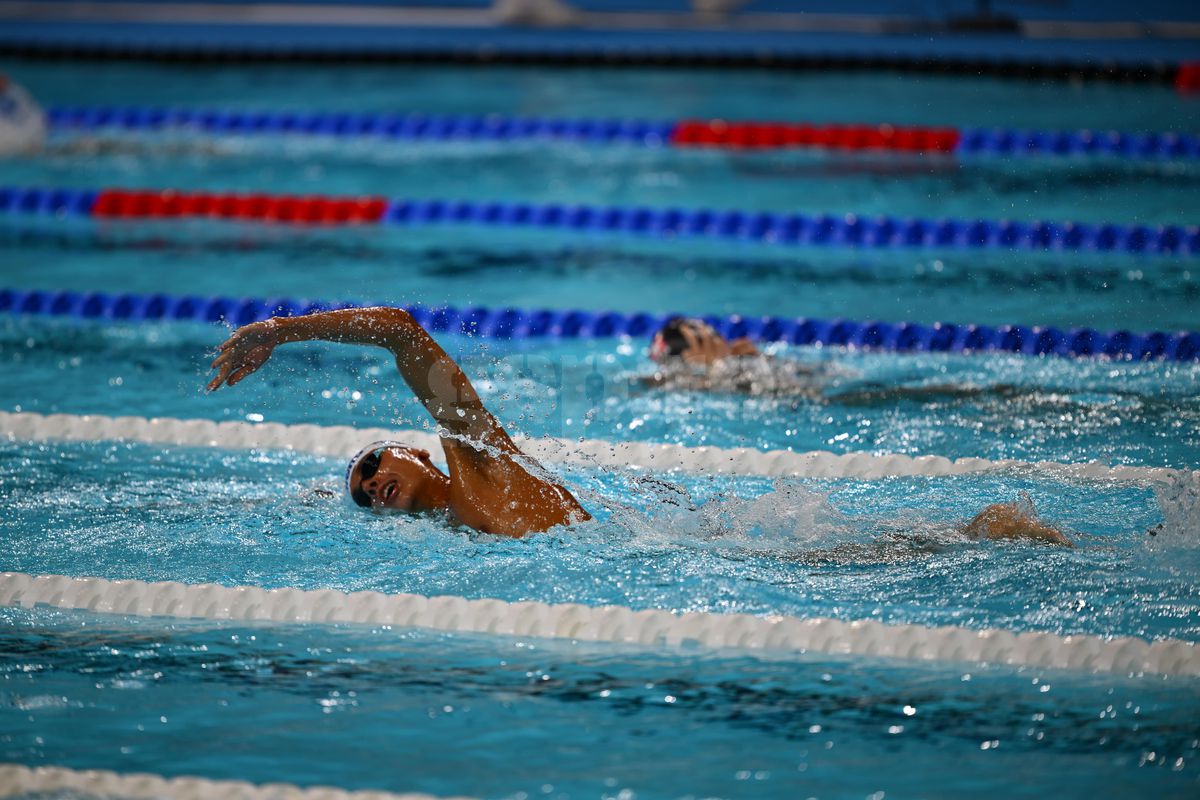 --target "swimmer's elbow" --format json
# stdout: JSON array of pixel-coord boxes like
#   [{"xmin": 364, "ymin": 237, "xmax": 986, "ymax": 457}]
[{"xmin": 362, "ymin": 305, "xmax": 417, "ymax": 335}]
